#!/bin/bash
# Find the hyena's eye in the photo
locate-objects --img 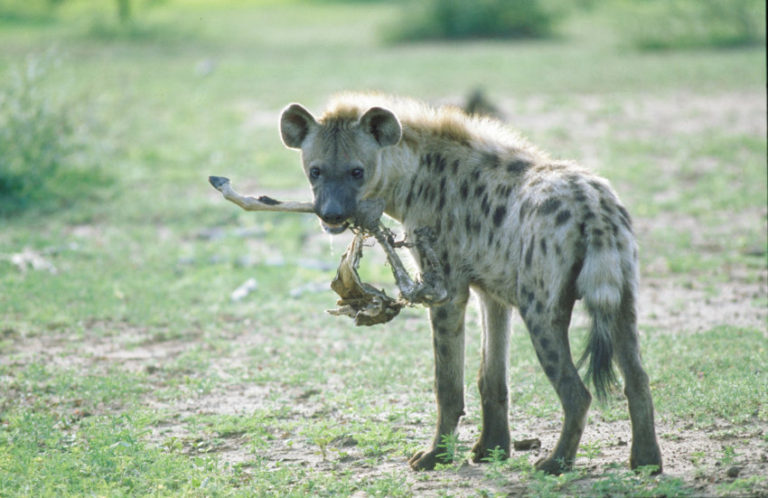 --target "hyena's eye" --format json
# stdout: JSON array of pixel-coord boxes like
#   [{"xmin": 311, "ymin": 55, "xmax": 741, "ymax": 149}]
[
  {"xmin": 350, "ymin": 167, "xmax": 364, "ymax": 180},
  {"xmin": 309, "ymin": 166, "xmax": 321, "ymax": 180}
]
